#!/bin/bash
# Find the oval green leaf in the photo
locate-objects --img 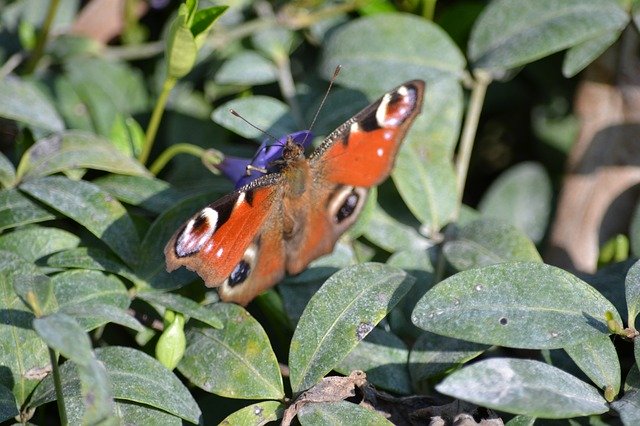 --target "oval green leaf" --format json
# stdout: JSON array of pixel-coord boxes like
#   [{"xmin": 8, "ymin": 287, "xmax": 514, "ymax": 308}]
[
  {"xmin": 0, "ymin": 76, "xmax": 64, "ymax": 132},
  {"xmin": 211, "ymin": 96, "xmax": 295, "ymax": 139},
  {"xmin": 298, "ymin": 401, "xmax": 393, "ymax": 426},
  {"xmin": 220, "ymin": 401, "xmax": 285, "ymax": 426},
  {"xmin": 321, "ymin": 14, "xmax": 465, "ymax": 93},
  {"xmin": 16, "ymin": 131, "xmax": 150, "ymax": 182},
  {"xmin": 478, "ymin": 162, "xmax": 552, "ymax": 243},
  {"xmin": 626, "ymin": 260, "xmax": 640, "ymax": 328},
  {"xmin": 215, "ymin": 51, "xmax": 277, "ymax": 85},
  {"xmin": 20, "ymin": 176, "xmax": 141, "ymax": 267},
  {"xmin": 137, "ymin": 290, "xmax": 223, "ymax": 329},
  {"xmin": 33, "ymin": 313, "xmax": 93, "ymax": 365},
  {"xmin": 564, "ymin": 334, "xmax": 620, "ymax": 399},
  {"xmin": 0, "ymin": 188, "xmax": 56, "ymax": 232},
  {"xmin": 289, "ymin": 263, "xmax": 415, "ymax": 393},
  {"xmin": 363, "ymin": 205, "xmax": 429, "ymax": 253},
  {"xmin": 0, "ymin": 253, "xmax": 50, "ymax": 405},
  {"xmin": 0, "ymin": 225, "xmax": 79, "ymax": 262},
  {"xmin": 98, "ymin": 346, "xmax": 200, "ymax": 423},
  {"xmin": 468, "ymin": 0, "xmax": 629, "ymax": 73},
  {"xmin": 443, "ymin": 219, "xmax": 542, "ymax": 272},
  {"xmin": 44, "ymin": 247, "xmax": 141, "ymax": 285},
  {"xmin": 412, "ymin": 262, "xmax": 620, "ymax": 349},
  {"xmin": 94, "ymin": 174, "xmax": 184, "ymax": 215},
  {"xmin": 562, "ymin": 29, "xmax": 622, "ymax": 78},
  {"xmin": 436, "ymin": 358, "xmax": 608, "ymax": 418},
  {"xmin": 178, "ymin": 303, "xmax": 283, "ymax": 399}
]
